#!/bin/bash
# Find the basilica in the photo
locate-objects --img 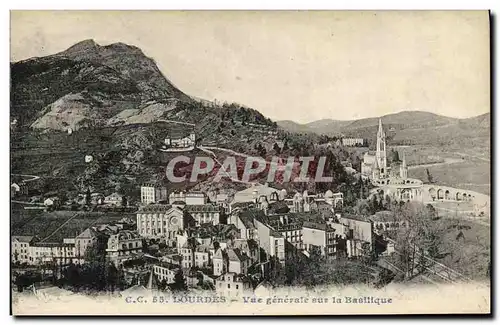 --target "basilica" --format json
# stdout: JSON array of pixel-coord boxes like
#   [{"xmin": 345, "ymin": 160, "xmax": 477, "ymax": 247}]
[
  {"xmin": 361, "ymin": 119, "xmax": 423, "ymax": 202},
  {"xmin": 361, "ymin": 119, "xmax": 408, "ymax": 181}
]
